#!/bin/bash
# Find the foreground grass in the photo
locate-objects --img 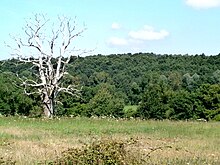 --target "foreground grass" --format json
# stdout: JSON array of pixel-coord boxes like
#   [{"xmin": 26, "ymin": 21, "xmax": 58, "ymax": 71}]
[{"xmin": 0, "ymin": 116, "xmax": 219, "ymax": 164}]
